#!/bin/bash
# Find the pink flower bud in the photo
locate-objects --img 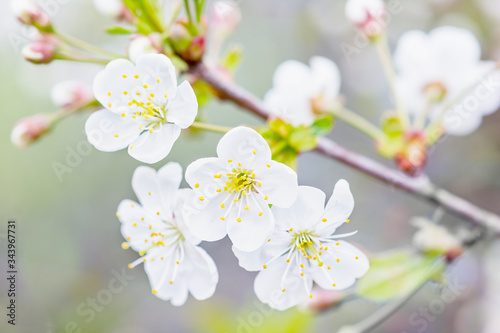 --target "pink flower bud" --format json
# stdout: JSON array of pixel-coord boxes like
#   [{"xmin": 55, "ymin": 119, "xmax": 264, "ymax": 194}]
[
  {"xmin": 11, "ymin": 114, "xmax": 52, "ymax": 148},
  {"xmin": 128, "ymin": 34, "xmax": 162, "ymax": 63},
  {"xmin": 51, "ymin": 81, "xmax": 92, "ymax": 108},
  {"xmin": 10, "ymin": 0, "xmax": 52, "ymax": 32},
  {"xmin": 345, "ymin": 0, "xmax": 386, "ymax": 38},
  {"xmin": 22, "ymin": 41, "xmax": 57, "ymax": 64}
]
